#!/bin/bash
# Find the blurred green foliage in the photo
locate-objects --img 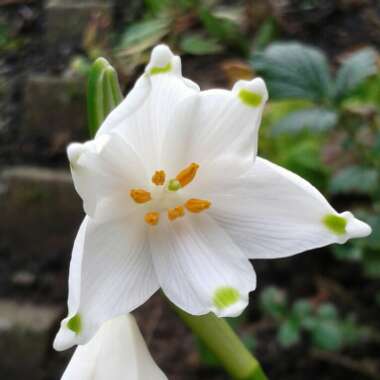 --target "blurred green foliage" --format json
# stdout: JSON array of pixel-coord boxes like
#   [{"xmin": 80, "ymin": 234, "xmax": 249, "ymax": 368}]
[
  {"xmin": 69, "ymin": 0, "xmax": 254, "ymax": 79},
  {"xmin": 114, "ymin": 0, "xmax": 249, "ymax": 72},
  {"xmin": 252, "ymin": 17, "xmax": 278, "ymax": 52},
  {"xmin": 260, "ymin": 287, "xmax": 369, "ymax": 351},
  {"xmin": 0, "ymin": 19, "xmax": 25, "ymax": 53},
  {"xmin": 253, "ymin": 42, "xmax": 380, "ymax": 278}
]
